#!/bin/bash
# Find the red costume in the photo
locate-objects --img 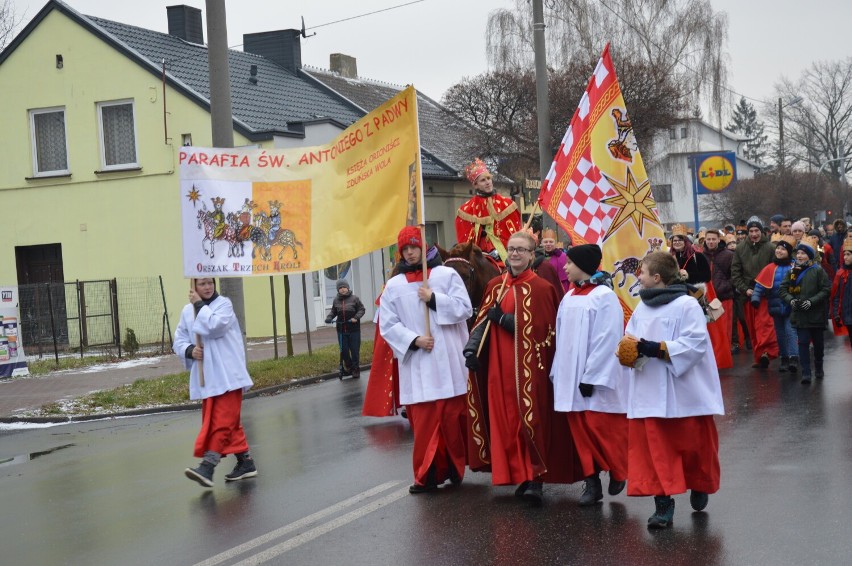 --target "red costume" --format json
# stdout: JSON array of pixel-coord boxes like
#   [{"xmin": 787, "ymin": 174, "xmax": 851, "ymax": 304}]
[
  {"xmin": 466, "ymin": 269, "xmax": 583, "ymax": 485},
  {"xmin": 455, "ymin": 158, "xmax": 521, "ymax": 260}
]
